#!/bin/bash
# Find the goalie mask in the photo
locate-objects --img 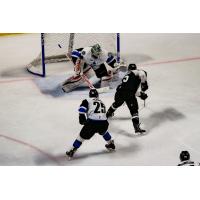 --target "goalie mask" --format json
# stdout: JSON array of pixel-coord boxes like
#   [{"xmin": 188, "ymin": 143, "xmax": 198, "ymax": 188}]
[
  {"xmin": 91, "ymin": 44, "xmax": 102, "ymax": 58},
  {"xmin": 89, "ymin": 89, "xmax": 99, "ymax": 98},
  {"xmin": 180, "ymin": 151, "xmax": 190, "ymax": 161}
]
